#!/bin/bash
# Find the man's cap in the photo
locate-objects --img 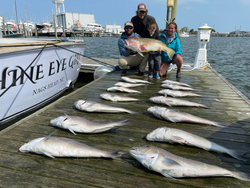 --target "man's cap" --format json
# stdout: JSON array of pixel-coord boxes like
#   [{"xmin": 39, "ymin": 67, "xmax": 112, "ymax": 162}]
[
  {"xmin": 137, "ymin": 3, "xmax": 146, "ymax": 11},
  {"xmin": 124, "ymin": 21, "xmax": 133, "ymax": 27}
]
